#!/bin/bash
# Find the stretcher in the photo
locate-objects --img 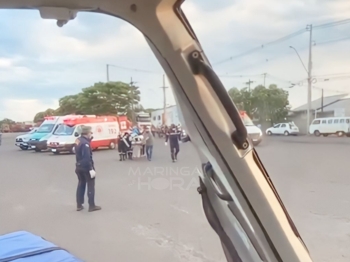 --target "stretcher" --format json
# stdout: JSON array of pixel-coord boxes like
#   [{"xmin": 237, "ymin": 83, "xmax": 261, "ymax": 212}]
[{"xmin": 0, "ymin": 231, "xmax": 83, "ymax": 262}]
